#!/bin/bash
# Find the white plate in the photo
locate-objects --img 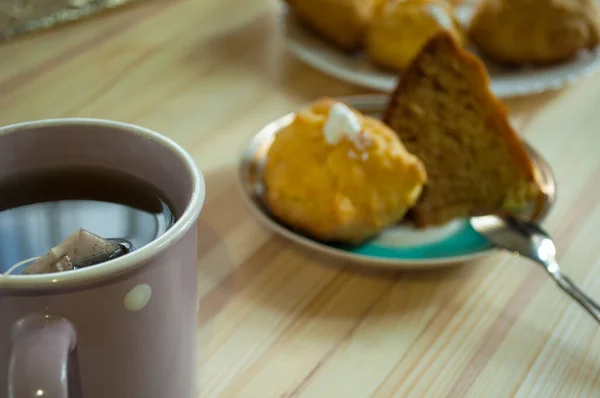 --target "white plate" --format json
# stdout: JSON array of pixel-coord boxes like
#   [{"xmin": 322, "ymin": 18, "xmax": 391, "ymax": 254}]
[
  {"xmin": 283, "ymin": 5, "xmax": 600, "ymax": 98},
  {"xmin": 237, "ymin": 95, "xmax": 557, "ymax": 269}
]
